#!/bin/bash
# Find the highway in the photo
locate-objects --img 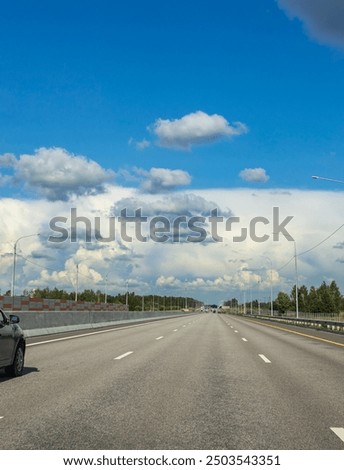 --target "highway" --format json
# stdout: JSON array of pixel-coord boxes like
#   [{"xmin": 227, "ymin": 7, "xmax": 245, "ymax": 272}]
[{"xmin": 0, "ymin": 313, "xmax": 344, "ymax": 450}]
